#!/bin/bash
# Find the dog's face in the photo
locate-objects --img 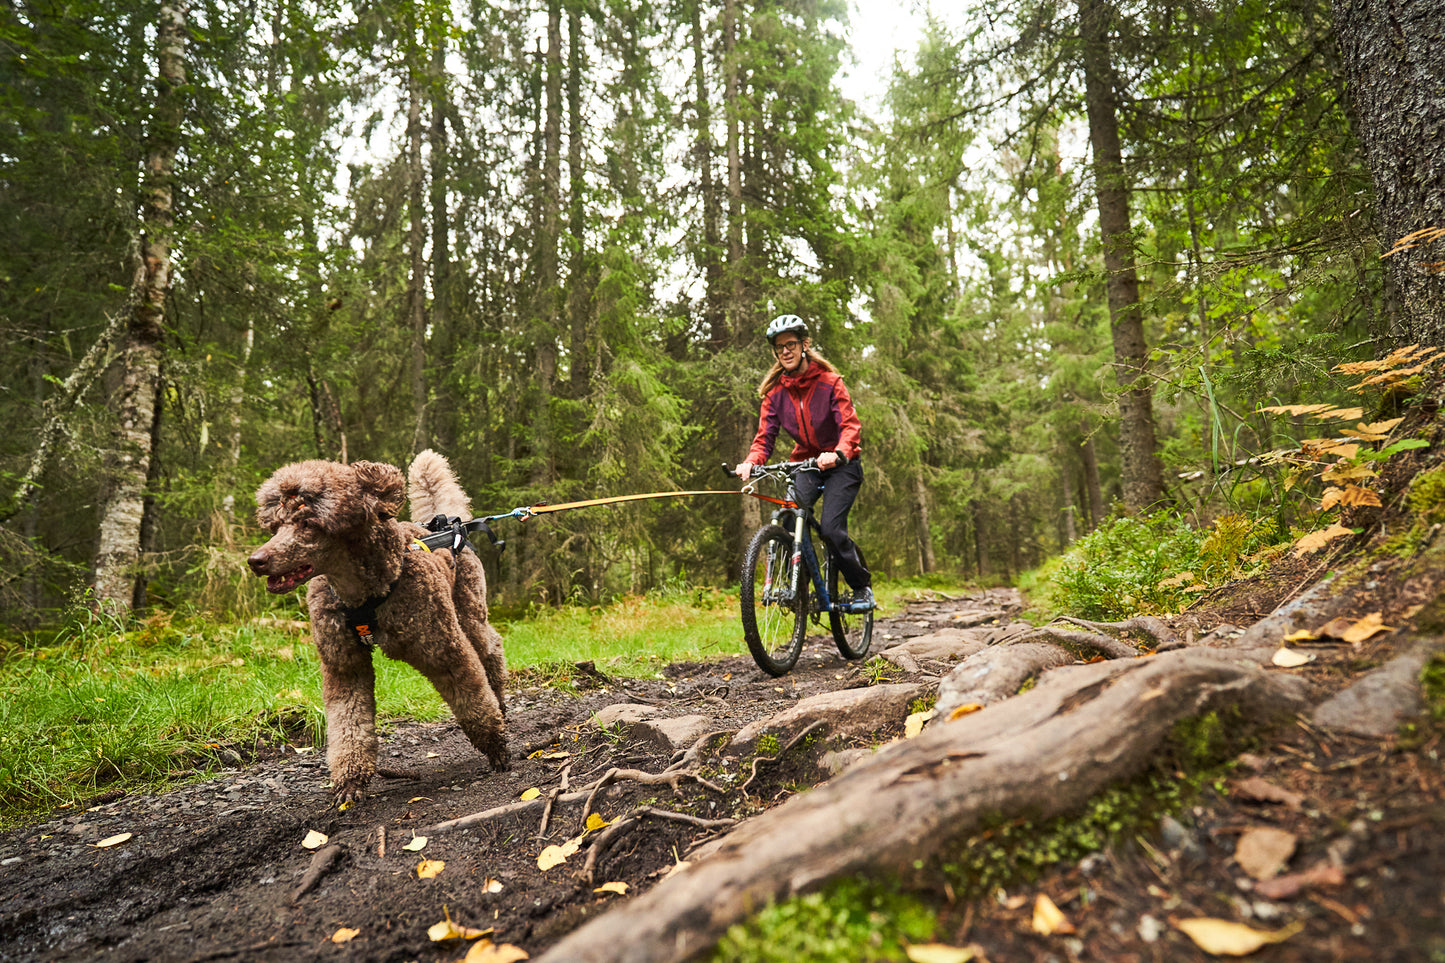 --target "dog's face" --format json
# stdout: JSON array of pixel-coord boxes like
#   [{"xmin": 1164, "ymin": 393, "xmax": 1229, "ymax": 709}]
[{"xmin": 247, "ymin": 460, "xmax": 405, "ymax": 593}]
